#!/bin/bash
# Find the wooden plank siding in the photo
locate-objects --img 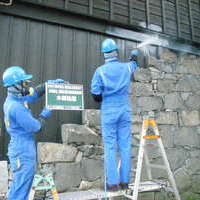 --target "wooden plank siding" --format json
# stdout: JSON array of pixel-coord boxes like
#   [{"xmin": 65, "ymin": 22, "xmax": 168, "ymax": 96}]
[
  {"xmin": 0, "ymin": 13, "xmax": 139, "ymax": 159},
  {"xmin": 190, "ymin": 0, "xmax": 200, "ymax": 42},
  {"xmin": 177, "ymin": 0, "xmax": 192, "ymax": 40},
  {"xmin": 164, "ymin": 0, "xmax": 177, "ymax": 36},
  {"xmin": 18, "ymin": 0, "xmax": 200, "ymax": 44}
]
